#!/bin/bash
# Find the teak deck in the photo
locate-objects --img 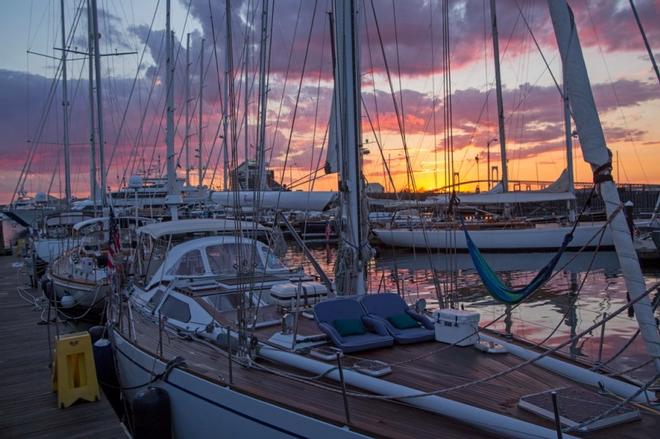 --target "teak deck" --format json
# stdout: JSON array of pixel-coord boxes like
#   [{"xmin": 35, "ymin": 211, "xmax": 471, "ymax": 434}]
[
  {"xmin": 0, "ymin": 257, "xmax": 126, "ymax": 439},
  {"xmin": 124, "ymin": 303, "xmax": 659, "ymax": 439}
]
